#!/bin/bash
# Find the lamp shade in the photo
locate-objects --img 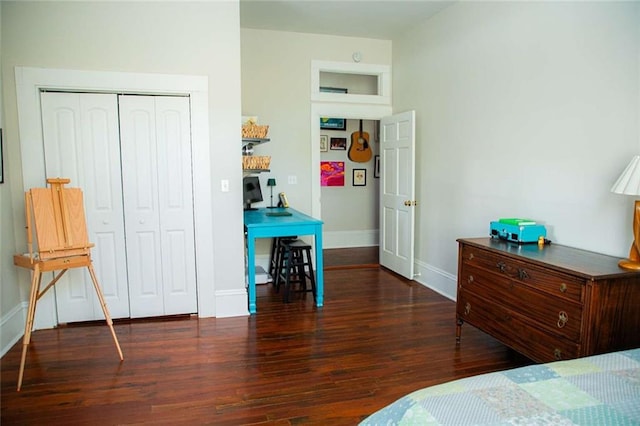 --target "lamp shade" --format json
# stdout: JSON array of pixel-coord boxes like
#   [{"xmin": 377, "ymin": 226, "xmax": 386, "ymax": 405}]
[
  {"xmin": 611, "ymin": 155, "xmax": 640, "ymax": 196},
  {"xmin": 267, "ymin": 178, "xmax": 276, "ymax": 187}
]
